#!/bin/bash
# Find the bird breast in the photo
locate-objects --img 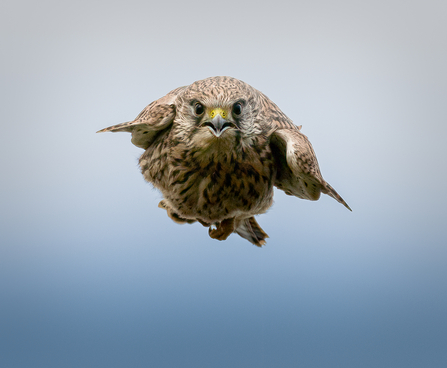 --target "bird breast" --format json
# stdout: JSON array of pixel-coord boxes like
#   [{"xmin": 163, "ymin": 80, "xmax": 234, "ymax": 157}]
[{"xmin": 141, "ymin": 138, "xmax": 276, "ymax": 223}]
